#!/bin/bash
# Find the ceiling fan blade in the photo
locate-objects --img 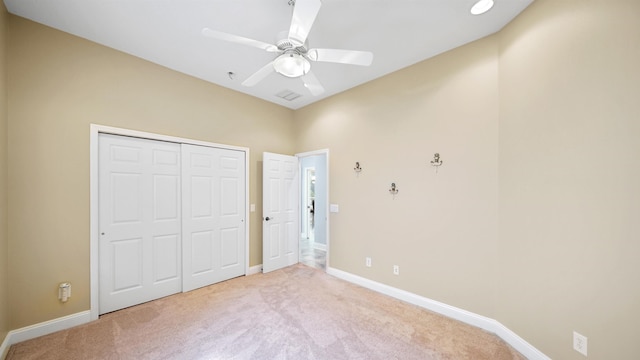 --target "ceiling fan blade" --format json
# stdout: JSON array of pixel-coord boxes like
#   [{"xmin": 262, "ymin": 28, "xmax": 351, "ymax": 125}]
[
  {"xmin": 288, "ymin": 0, "xmax": 322, "ymax": 47},
  {"xmin": 202, "ymin": 28, "xmax": 279, "ymax": 53},
  {"xmin": 301, "ymin": 71, "xmax": 325, "ymax": 96},
  {"xmin": 308, "ymin": 49, "xmax": 374, "ymax": 66},
  {"xmin": 242, "ymin": 61, "xmax": 276, "ymax": 87}
]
